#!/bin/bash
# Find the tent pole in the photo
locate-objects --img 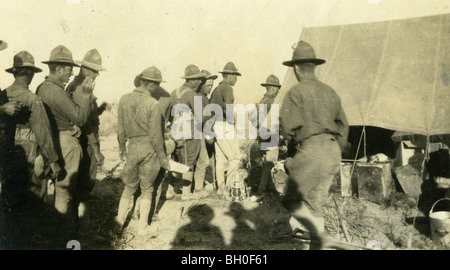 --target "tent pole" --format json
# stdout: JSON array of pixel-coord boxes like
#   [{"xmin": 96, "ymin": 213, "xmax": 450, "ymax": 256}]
[{"xmin": 363, "ymin": 126, "xmax": 367, "ymax": 158}]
